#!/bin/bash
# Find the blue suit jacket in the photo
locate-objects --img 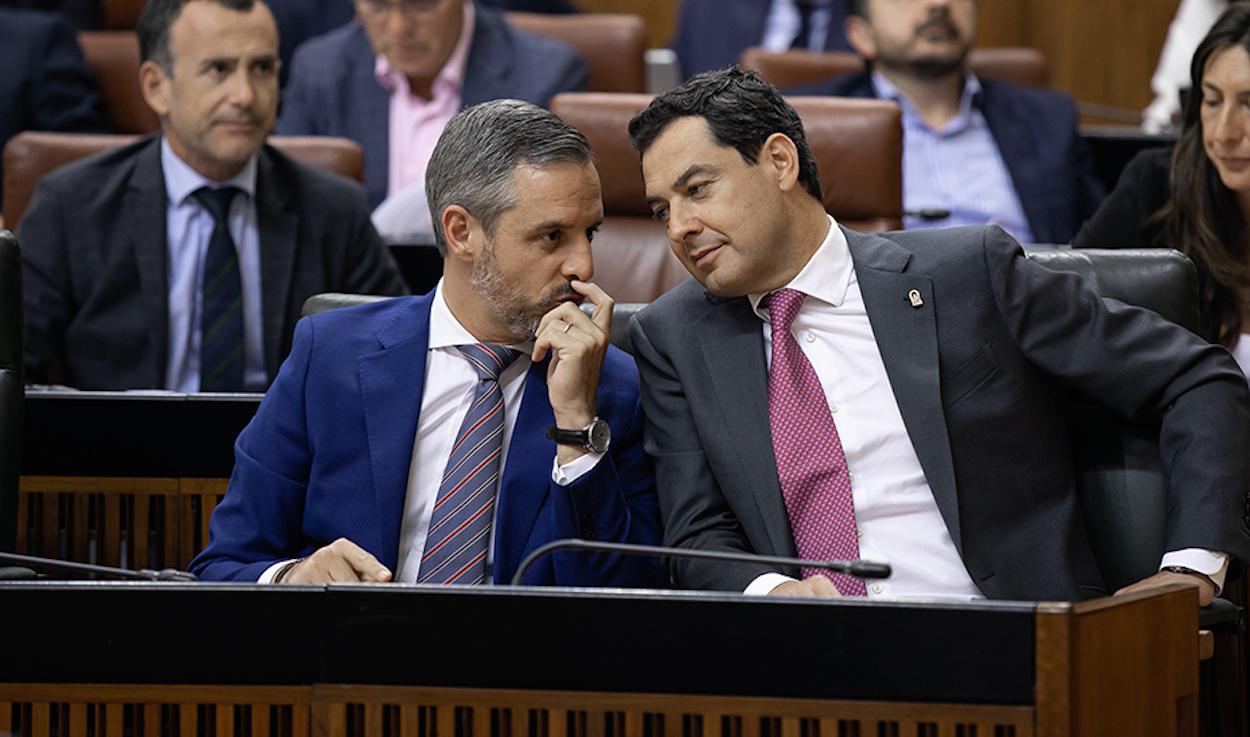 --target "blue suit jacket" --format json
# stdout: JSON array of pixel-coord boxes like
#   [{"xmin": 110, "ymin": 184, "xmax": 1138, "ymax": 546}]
[
  {"xmin": 189, "ymin": 294, "xmax": 662, "ymax": 587},
  {"xmin": 799, "ymin": 72, "xmax": 1103, "ymax": 244},
  {"xmin": 277, "ymin": 7, "xmax": 589, "ymax": 208},
  {"xmin": 670, "ymin": 0, "xmax": 851, "ymax": 80}
]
